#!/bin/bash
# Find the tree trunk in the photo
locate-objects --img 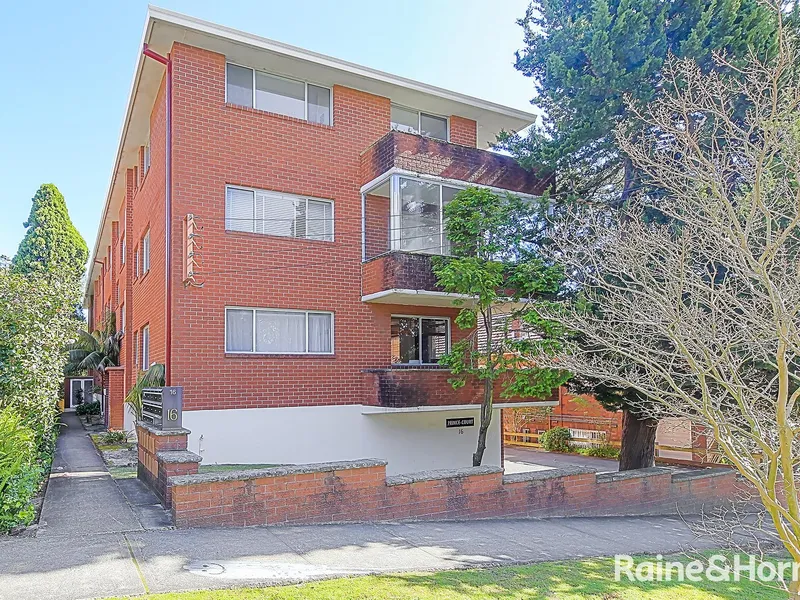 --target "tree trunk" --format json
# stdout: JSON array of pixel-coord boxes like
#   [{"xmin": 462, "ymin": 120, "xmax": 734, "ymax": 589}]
[
  {"xmin": 619, "ymin": 409, "xmax": 657, "ymax": 471},
  {"xmin": 473, "ymin": 377, "xmax": 494, "ymax": 466}
]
